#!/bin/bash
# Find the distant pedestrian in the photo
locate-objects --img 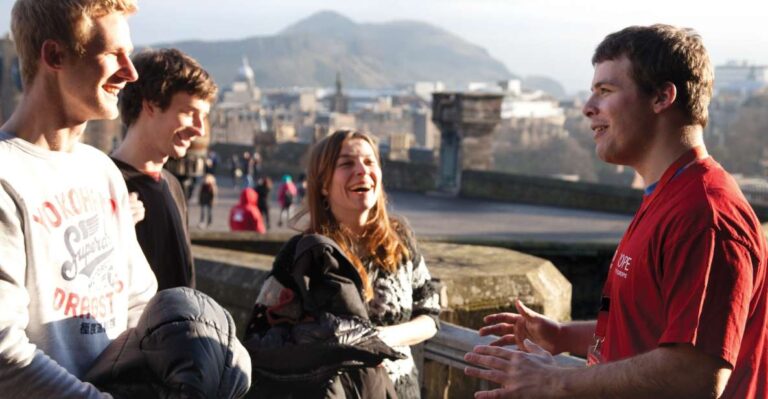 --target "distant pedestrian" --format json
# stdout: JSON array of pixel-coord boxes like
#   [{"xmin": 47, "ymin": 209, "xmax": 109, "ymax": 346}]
[
  {"xmin": 296, "ymin": 172, "xmax": 307, "ymax": 204},
  {"xmin": 251, "ymin": 152, "xmax": 263, "ymax": 186},
  {"xmin": 277, "ymin": 174, "xmax": 297, "ymax": 227},
  {"xmin": 255, "ymin": 176, "xmax": 273, "ymax": 230},
  {"xmin": 241, "ymin": 152, "xmax": 253, "ymax": 188},
  {"xmin": 229, "ymin": 188, "xmax": 266, "ymax": 233},
  {"xmin": 205, "ymin": 150, "xmax": 218, "ymax": 175},
  {"xmin": 186, "ymin": 155, "xmax": 206, "ymax": 200},
  {"xmin": 231, "ymin": 154, "xmax": 242, "ymax": 188},
  {"xmin": 199, "ymin": 174, "xmax": 217, "ymax": 228}
]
